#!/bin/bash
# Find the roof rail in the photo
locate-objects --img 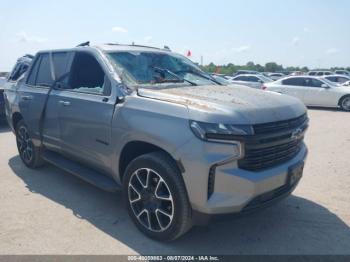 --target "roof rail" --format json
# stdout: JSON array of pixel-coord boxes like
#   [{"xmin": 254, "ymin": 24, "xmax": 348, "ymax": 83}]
[
  {"xmin": 104, "ymin": 42, "xmax": 171, "ymax": 51},
  {"xmin": 23, "ymin": 54, "xmax": 34, "ymax": 59},
  {"xmin": 76, "ymin": 41, "xmax": 90, "ymax": 47}
]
